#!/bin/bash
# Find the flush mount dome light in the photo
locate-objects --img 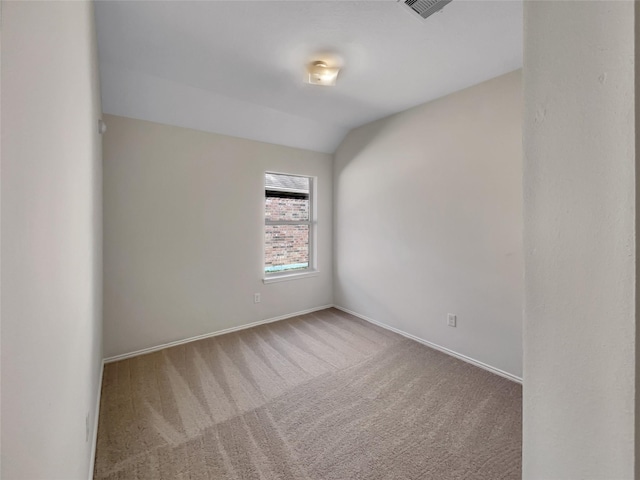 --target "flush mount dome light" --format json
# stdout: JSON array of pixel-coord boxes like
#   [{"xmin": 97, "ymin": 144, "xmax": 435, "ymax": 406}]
[{"xmin": 306, "ymin": 61, "xmax": 340, "ymax": 86}]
